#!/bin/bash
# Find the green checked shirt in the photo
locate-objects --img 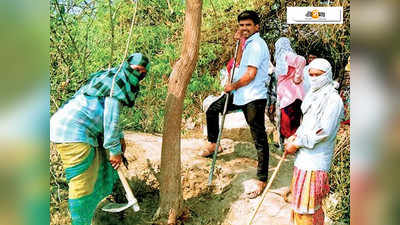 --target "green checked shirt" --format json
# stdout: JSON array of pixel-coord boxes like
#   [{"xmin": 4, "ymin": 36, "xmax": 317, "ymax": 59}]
[{"xmin": 50, "ymin": 94, "xmax": 124, "ymax": 155}]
